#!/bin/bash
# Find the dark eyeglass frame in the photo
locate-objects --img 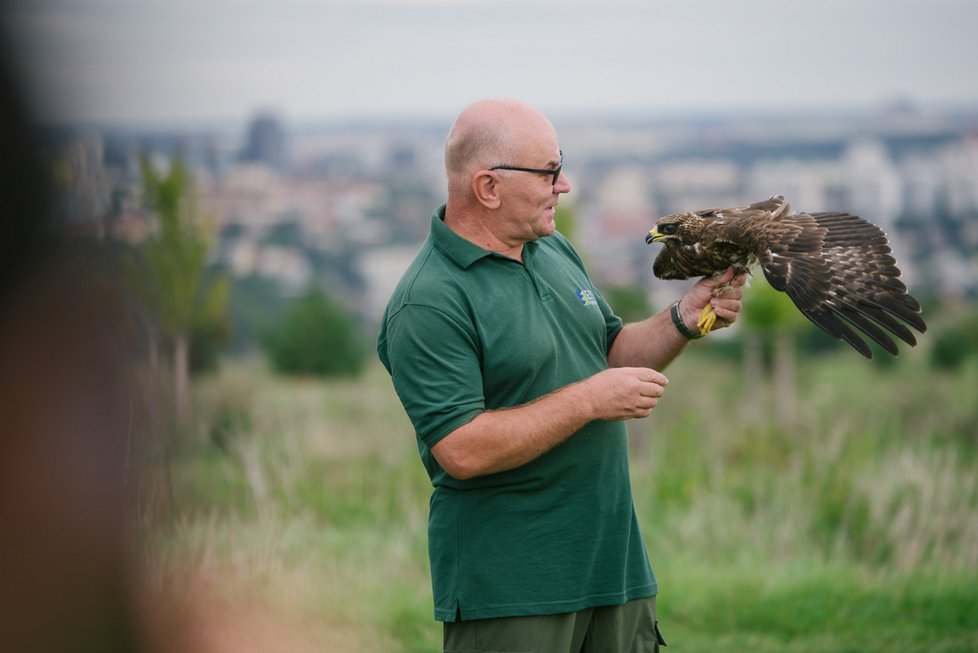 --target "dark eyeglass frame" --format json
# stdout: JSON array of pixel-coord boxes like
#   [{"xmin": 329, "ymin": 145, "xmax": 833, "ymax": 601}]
[{"xmin": 490, "ymin": 150, "xmax": 563, "ymax": 186}]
